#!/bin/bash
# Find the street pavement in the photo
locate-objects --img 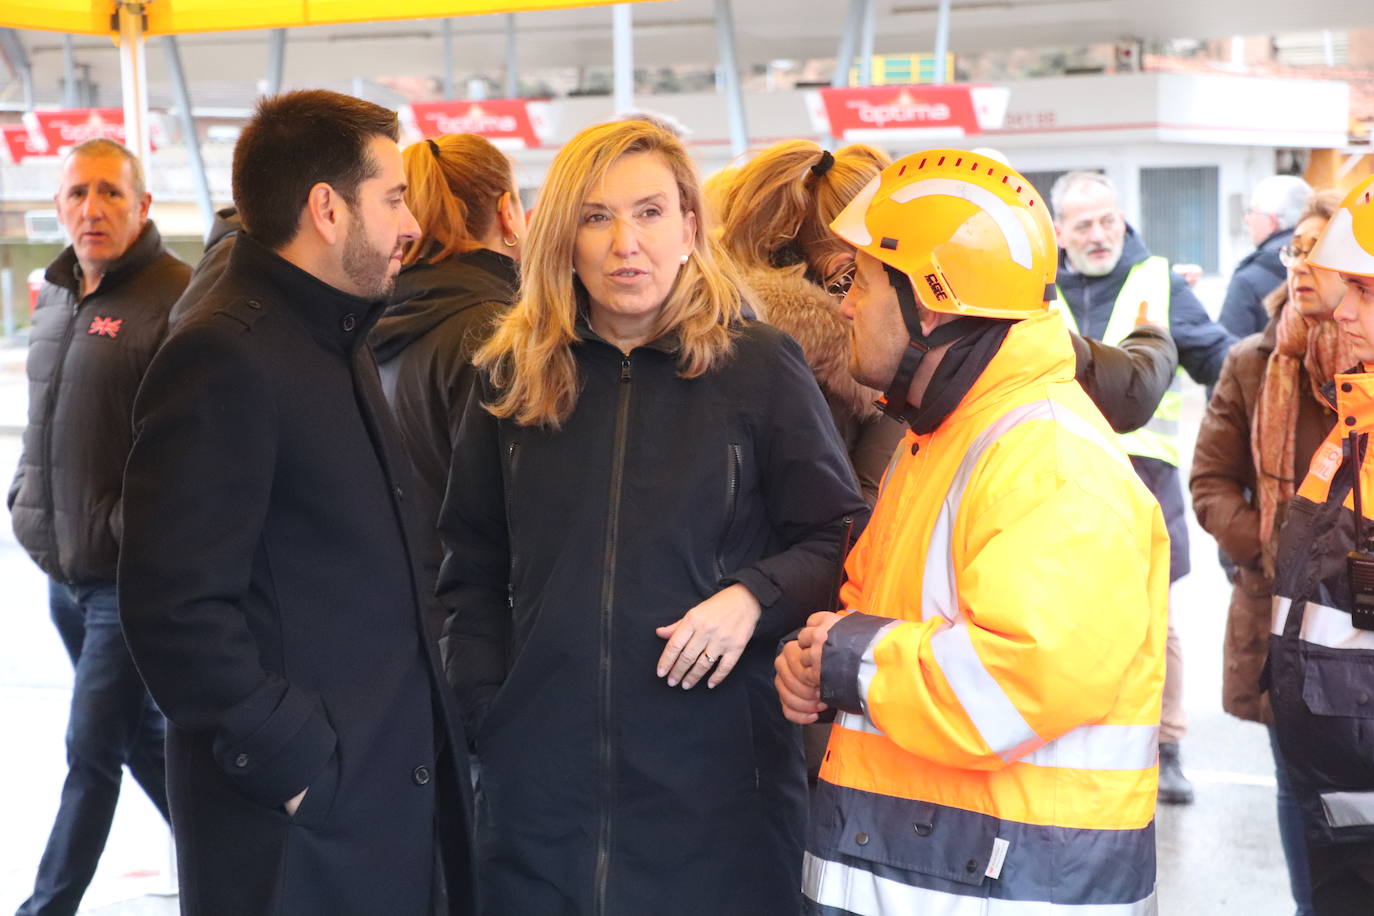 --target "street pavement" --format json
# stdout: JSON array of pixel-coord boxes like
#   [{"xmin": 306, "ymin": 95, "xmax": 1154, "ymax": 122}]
[{"xmin": 0, "ymin": 332, "xmax": 1300, "ymax": 914}]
